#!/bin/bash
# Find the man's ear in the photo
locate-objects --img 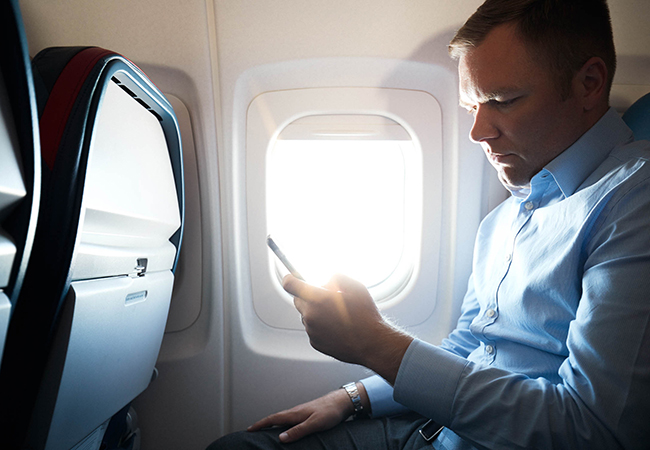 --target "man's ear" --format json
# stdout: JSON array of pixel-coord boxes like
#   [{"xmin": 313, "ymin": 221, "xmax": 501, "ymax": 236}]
[{"xmin": 575, "ymin": 56, "xmax": 608, "ymax": 111}]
